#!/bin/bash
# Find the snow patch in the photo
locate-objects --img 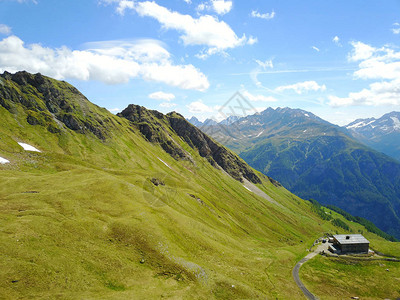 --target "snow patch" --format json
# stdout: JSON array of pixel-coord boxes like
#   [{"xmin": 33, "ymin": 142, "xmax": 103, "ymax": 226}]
[
  {"xmin": 303, "ymin": 130, "xmax": 307, "ymax": 133},
  {"xmin": 243, "ymin": 186, "xmax": 252, "ymax": 192},
  {"xmin": 157, "ymin": 157, "xmax": 171, "ymax": 169},
  {"xmin": 391, "ymin": 117, "xmax": 400, "ymax": 130},
  {"xmin": 346, "ymin": 121, "xmax": 366, "ymax": 129},
  {"xmin": 0, "ymin": 156, "xmax": 10, "ymax": 164},
  {"xmin": 256, "ymin": 130, "xmax": 264, "ymax": 138},
  {"xmin": 18, "ymin": 142, "xmax": 41, "ymax": 152},
  {"xmin": 304, "ymin": 113, "xmax": 309, "ymax": 117}
]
